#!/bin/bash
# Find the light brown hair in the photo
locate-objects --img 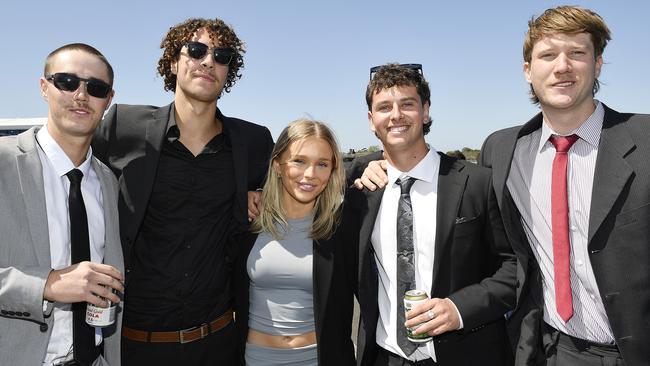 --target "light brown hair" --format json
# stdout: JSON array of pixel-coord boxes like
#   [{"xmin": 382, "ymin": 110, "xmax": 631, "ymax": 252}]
[
  {"xmin": 252, "ymin": 119, "xmax": 345, "ymax": 241},
  {"xmin": 523, "ymin": 6, "xmax": 611, "ymax": 104}
]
